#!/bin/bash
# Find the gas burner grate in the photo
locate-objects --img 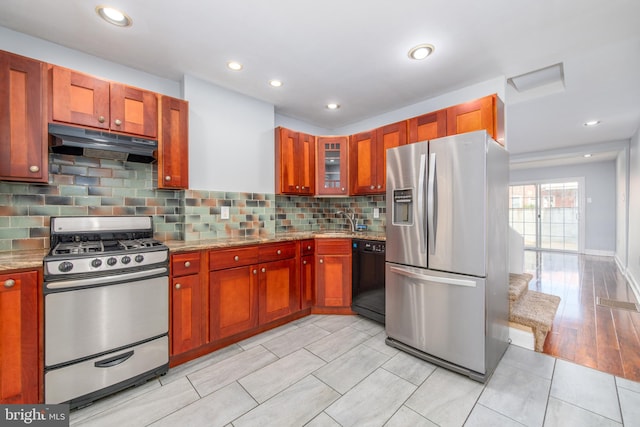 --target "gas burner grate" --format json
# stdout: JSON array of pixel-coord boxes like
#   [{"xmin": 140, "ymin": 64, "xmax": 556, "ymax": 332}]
[{"xmin": 52, "ymin": 241, "xmax": 104, "ymax": 255}]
